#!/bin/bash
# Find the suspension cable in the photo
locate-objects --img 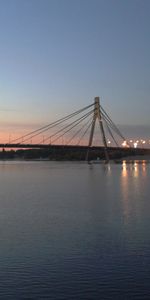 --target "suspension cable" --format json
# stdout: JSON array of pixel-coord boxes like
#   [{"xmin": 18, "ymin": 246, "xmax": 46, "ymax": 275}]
[
  {"xmin": 46, "ymin": 110, "xmax": 94, "ymax": 144},
  {"xmin": 10, "ymin": 103, "xmax": 94, "ymax": 144},
  {"xmin": 16, "ymin": 107, "xmax": 94, "ymax": 145},
  {"xmin": 101, "ymin": 110, "xmax": 125, "ymax": 141},
  {"xmin": 76, "ymin": 120, "xmax": 93, "ymax": 146},
  {"xmin": 103, "ymin": 118, "xmax": 119, "ymax": 147},
  {"xmin": 66, "ymin": 115, "xmax": 93, "ymax": 145}
]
